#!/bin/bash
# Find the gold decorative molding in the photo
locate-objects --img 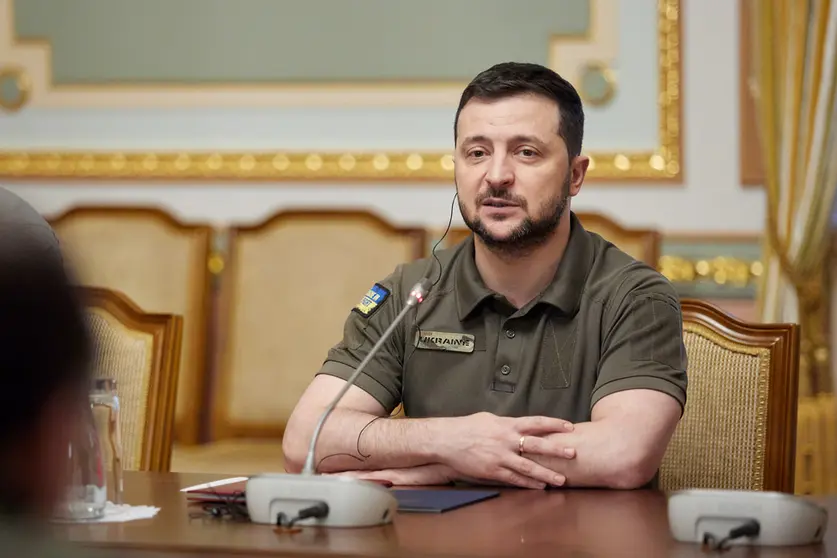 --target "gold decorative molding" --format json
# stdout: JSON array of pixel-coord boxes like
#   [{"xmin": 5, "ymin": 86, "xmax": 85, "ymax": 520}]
[
  {"xmin": 659, "ymin": 255, "xmax": 764, "ymax": 287},
  {"xmin": 0, "ymin": 151, "xmax": 457, "ymax": 181},
  {"xmin": 577, "ymin": 61, "xmax": 618, "ymax": 107},
  {"xmin": 0, "ymin": 64, "xmax": 31, "ymax": 112},
  {"xmin": 0, "ymin": 0, "xmax": 681, "ymax": 182}
]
